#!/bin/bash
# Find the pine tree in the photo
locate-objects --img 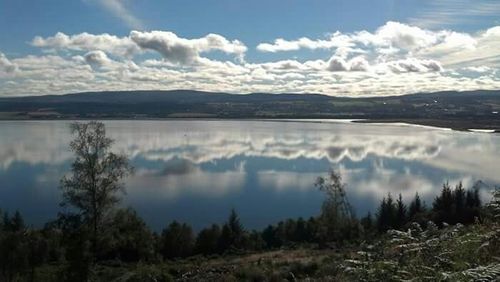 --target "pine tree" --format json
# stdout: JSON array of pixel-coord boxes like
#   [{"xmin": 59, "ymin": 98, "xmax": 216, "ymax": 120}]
[
  {"xmin": 454, "ymin": 182, "xmax": 466, "ymax": 223},
  {"xmin": 361, "ymin": 212, "xmax": 374, "ymax": 235},
  {"xmin": 395, "ymin": 194, "xmax": 407, "ymax": 229},
  {"xmin": 433, "ymin": 182, "xmax": 454, "ymax": 225},
  {"xmin": 218, "ymin": 209, "xmax": 245, "ymax": 251},
  {"xmin": 160, "ymin": 221, "xmax": 194, "ymax": 259},
  {"xmin": 409, "ymin": 192, "xmax": 423, "ymax": 219},
  {"xmin": 195, "ymin": 224, "xmax": 221, "ymax": 255}
]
